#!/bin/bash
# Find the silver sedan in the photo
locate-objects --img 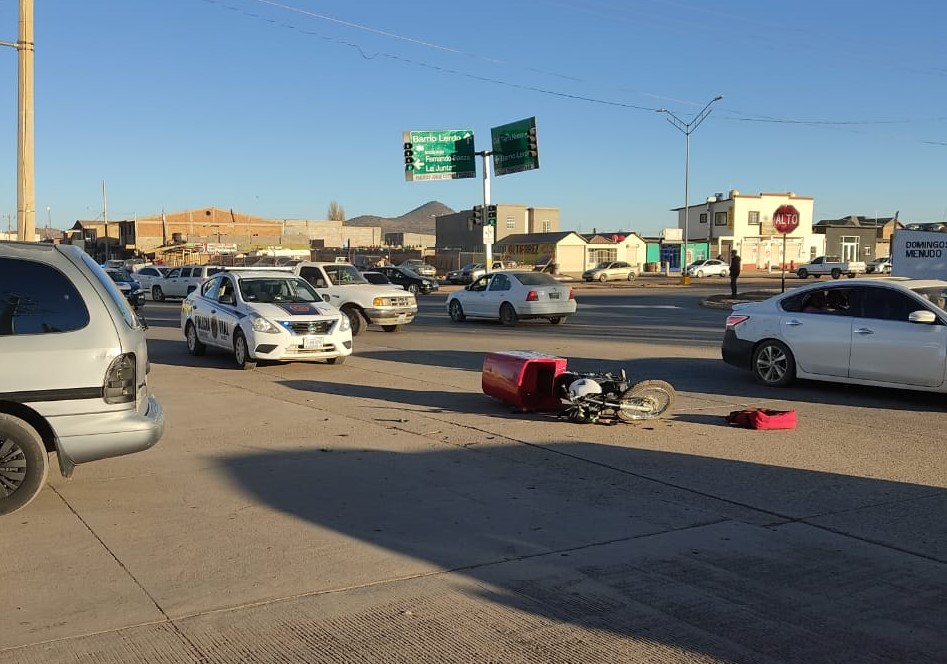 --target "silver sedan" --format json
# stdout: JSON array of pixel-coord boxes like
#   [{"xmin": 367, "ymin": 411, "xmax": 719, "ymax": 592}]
[{"xmin": 446, "ymin": 270, "xmax": 577, "ymax": 326}]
